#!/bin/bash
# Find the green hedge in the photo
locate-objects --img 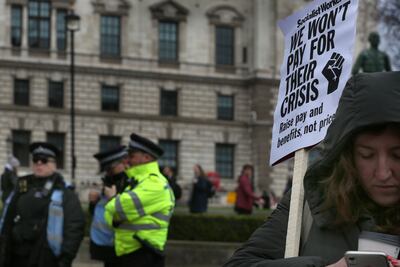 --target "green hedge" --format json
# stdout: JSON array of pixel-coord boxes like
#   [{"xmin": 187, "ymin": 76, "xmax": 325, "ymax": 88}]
[
  {"xmin": 84, "ymin": 211, "xmax": 270, "ymax": 243},
  {"xmin": 168, "ymin": 212, "xmax": 270, "ymax": 242}
]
